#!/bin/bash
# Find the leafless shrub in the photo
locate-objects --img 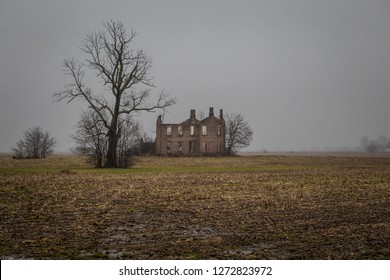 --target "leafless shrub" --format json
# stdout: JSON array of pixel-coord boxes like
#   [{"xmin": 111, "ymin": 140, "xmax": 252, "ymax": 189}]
[
  {"xmin": 12, "ymin": 127, "xmax": 56, "ymax": 159},
  {"xmin": 225, "ymin": 113, "xmax": 253, "ymax": 156},
  {"xmin": 73, "ymin": 109, "xmax": 142, "ymax": 168}
]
